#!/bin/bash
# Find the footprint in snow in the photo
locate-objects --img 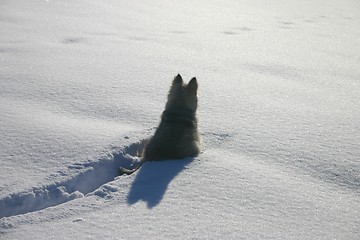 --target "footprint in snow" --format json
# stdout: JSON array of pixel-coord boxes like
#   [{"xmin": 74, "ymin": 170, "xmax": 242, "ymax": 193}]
[{"xmin": 0, "ymin": 140, "xmax": 146, "ymax": 218}]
